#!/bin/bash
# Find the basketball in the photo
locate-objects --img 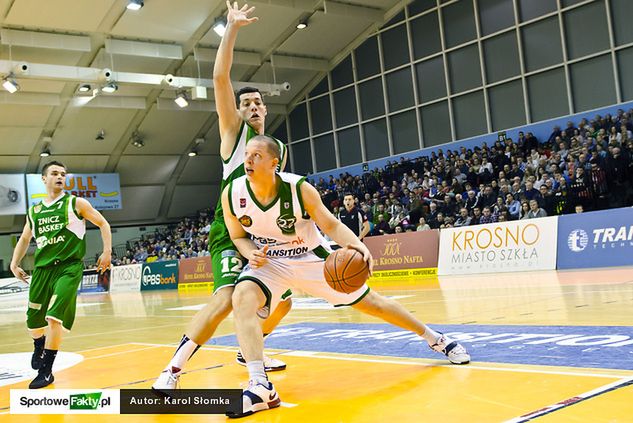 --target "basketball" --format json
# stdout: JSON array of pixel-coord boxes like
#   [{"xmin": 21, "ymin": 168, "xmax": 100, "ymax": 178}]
[{"xmin": 323, "ymin": 248, "xmax": 370, "ymax": 294}]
